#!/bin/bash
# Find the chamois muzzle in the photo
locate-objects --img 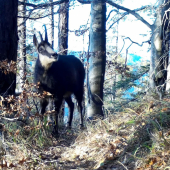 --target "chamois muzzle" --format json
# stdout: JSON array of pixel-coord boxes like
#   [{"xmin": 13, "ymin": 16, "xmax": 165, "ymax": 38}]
[{"xmin": 51, "ymin": 53, "xmax": 58, "ymax": 60}]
